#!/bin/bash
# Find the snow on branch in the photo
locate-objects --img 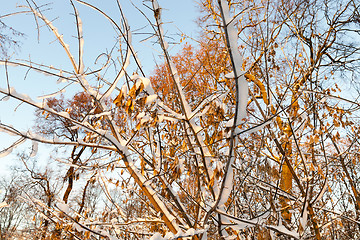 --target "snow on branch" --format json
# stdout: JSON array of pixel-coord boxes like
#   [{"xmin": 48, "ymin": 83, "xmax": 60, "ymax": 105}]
[
  {"xmin": 0, "ymin": 136, "xmax": 26, "ymax": 158},
  {"xmin": 25, "ymin": 6, "xmax": 78, "ymax": 73},
  {"xmin": 151, "ymin": 0, "xmax": 191, "ymax": 119},
  {"xmin": 218, "ymin": 0, "xmax": 248, "ymax": 125}
]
